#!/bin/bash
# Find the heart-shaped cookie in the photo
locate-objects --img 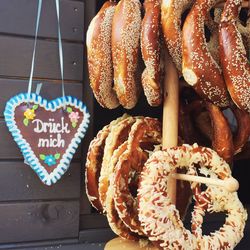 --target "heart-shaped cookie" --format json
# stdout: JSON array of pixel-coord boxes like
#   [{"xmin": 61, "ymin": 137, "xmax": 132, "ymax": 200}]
[{"xmin": 4, "ymin": 93, "xmax": 90, "ymax": 185}]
